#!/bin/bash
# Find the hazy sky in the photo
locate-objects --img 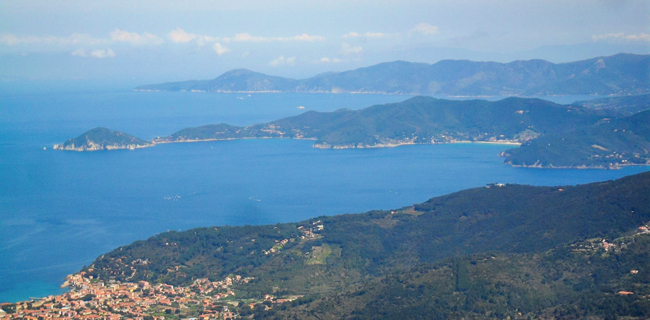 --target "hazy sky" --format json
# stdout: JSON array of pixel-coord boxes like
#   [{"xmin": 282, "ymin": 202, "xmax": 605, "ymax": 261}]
[{"xmin": 1, "ymin": 0, "xmax": 649, "ymax": 84}]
